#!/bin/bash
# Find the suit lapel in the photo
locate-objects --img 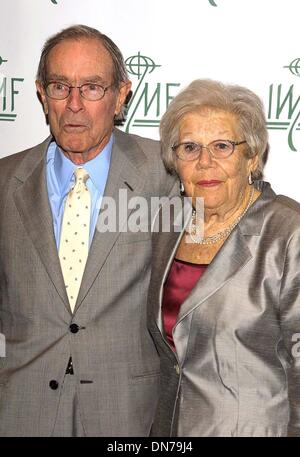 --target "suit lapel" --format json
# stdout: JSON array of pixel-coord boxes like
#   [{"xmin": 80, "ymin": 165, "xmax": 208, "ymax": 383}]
[
  {"xmin": 75, "ymin": 130, "xmax": 145, "ymax": 310},
  {"xmin": 13, "ymin": 138, "xmax": 70, "ymax": 310},
  {"xmin": 151, "ymin": 198, "xmax": 193, "ymax": 330},
  {"xmin": 152, "ymin": 230, "xmax": 184, "ymax": 332},
  {"xmin": 176, "ymin": 226, "xmax": 252, "ymax": 323}
]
